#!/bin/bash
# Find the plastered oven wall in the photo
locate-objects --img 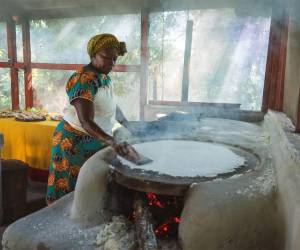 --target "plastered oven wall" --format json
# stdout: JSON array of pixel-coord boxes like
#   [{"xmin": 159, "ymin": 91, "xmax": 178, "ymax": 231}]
[{"xmin": 264, "ymin": 111, "xmax": 300, "ymax": 250}]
